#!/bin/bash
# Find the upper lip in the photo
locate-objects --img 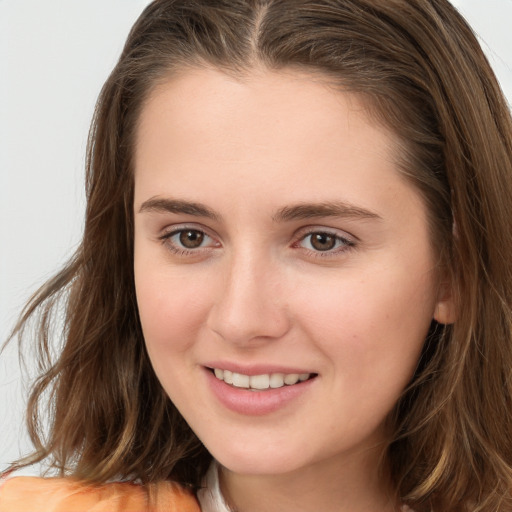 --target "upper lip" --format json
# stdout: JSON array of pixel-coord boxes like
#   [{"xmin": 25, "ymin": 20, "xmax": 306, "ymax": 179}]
[{"xmin": 204, "ymin": 361, "xmax": 316, "ymax": 376}]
